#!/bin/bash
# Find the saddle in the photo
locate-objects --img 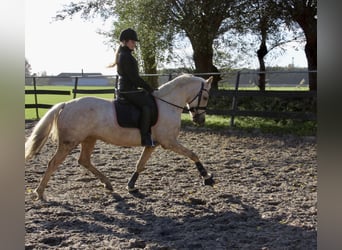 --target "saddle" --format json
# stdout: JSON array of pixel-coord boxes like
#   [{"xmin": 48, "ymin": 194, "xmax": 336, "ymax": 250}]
[{"xmin": 114, "ymin": 94, "xmax": 158, "ymax": 128}]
